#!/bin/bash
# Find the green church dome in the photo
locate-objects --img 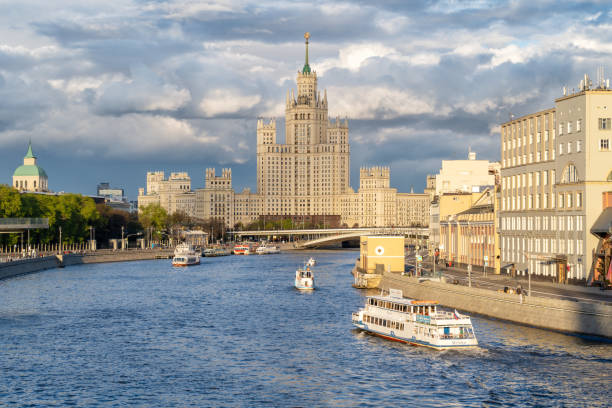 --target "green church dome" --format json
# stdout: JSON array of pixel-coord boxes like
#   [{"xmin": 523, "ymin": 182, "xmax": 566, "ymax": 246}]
[{"xmin": 13, "ymin": 164, "xmax": 48, "ymax": 178}]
